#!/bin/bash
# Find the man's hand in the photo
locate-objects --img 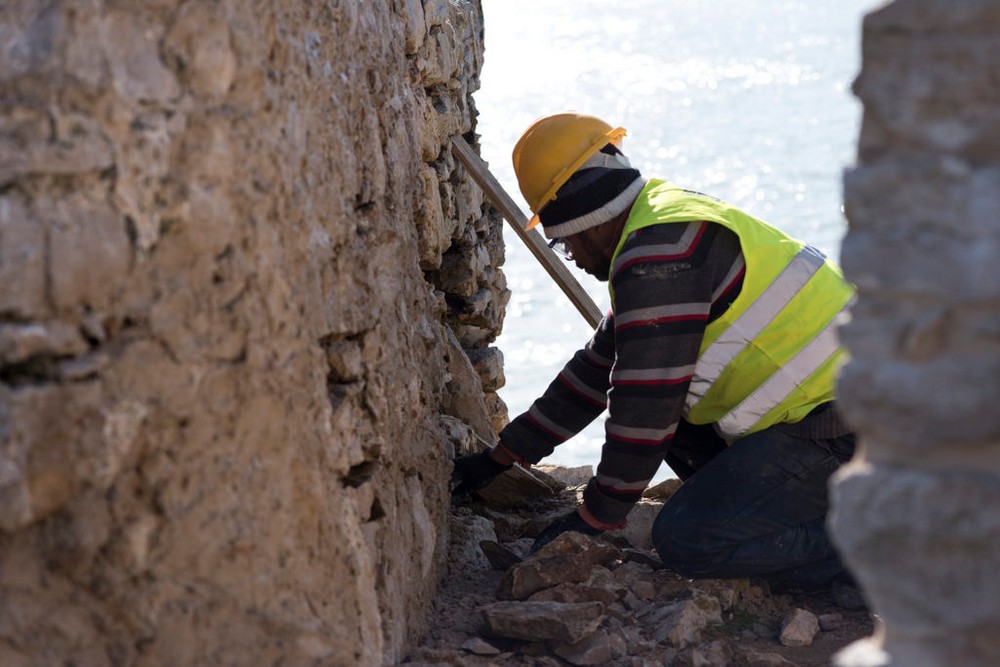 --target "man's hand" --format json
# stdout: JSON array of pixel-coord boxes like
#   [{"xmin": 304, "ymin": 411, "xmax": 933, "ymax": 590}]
[
  {"xmin": 450, "ymin": 450, "xmax": 512, "ymax": 499},
  {"xmin": 529, "ymin": 509, "xmax": 604, "ymax": 555}
]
